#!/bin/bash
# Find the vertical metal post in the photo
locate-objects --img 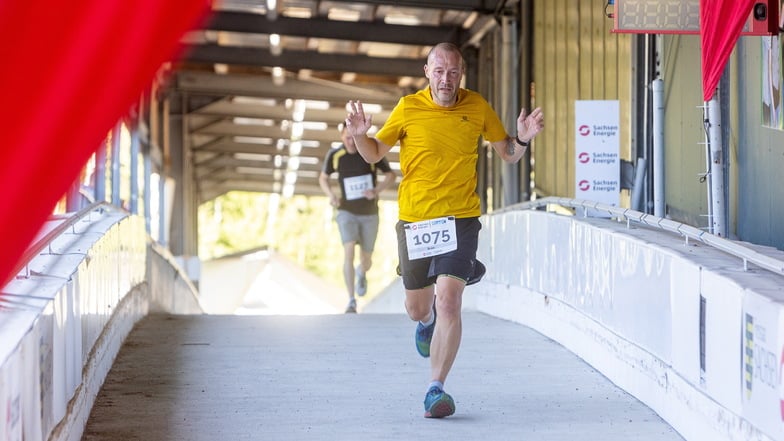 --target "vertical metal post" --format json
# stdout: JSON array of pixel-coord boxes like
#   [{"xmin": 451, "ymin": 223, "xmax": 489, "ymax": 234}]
[
  {"xmin": 632, "ymin": 34, "xmax": 653, "ymax": 213},
  {"xmin": 147, "ymin": 85, "xmax": 158, "ymax": 236},
  {"xmin": 158, "ymin": 173, "xmax": 167, "ymax": 246},
  {"xmin": 651, "ymin": 79, "xmax": 665, "ymax": 217},
  {"xmin": 130, "ymin": 123, "xmax": 140, "ymax": 214},
  {"xmin": 501, "ymin": 16, "xmax": 520, "ymax": 207},
  {"xmin": 182, "ymin": 92, "xmax": 198, "ymax": 256},
  {"xmin": 519, "ymin": 0, "xmax": 533, "ymax": 201},
  {"xmin": 95, "ymin": 141, "xmax": 106, "ymax": 202},
  {"xmin": 707, "ymin": 90, "xmax": 726, "ymax": 237},
  {"xmin": 159, "ymin": 94, "xmax": 172, "ymax": 247},
  {"xmin": 65, "ymin": 176, "xmax": 81, "ymax": 212},
  {"xmin": 631, "ymin": 157, "xmax": 647, "ymax": 211},
  {"xmin": 111, "ymin": 122, "xmax": 122, "ymax": 207},
  {"xmin": 144, "ymin": 148, "xmax": 152, "ymax": 234}
]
